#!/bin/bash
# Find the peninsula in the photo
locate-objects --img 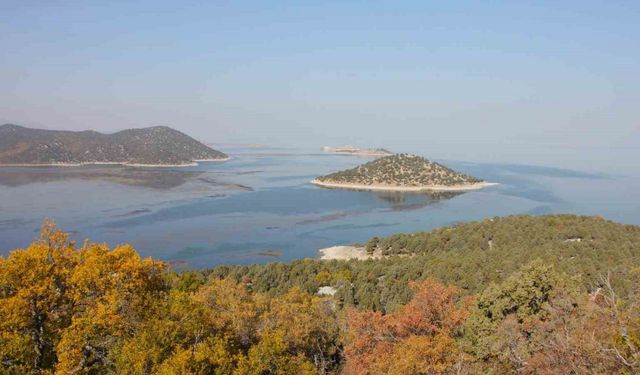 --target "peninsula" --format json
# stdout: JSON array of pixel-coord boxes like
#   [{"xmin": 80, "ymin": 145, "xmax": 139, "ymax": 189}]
[
  {"xmin": 312, "ymin": 153, "xmax": 495, "ymax": 191},
  {"xmin": 0, "ymin": 124, "xmax": 228, "ymax": 167}
]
